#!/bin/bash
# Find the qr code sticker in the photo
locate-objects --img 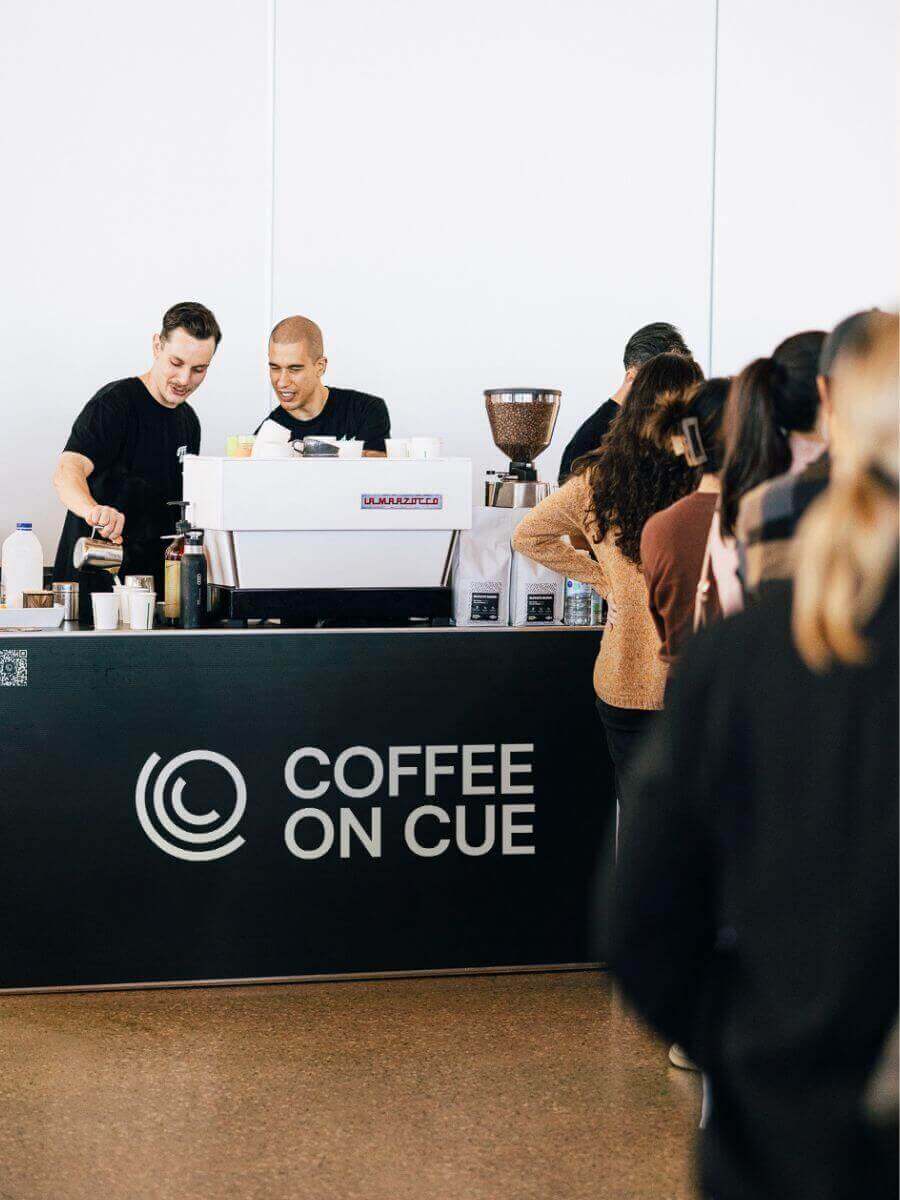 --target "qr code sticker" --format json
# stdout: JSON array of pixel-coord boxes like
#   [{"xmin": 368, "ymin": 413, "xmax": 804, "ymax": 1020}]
[{"xmin": 0, "ymin": 650, "xmax": 27, "ymax": 687}]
